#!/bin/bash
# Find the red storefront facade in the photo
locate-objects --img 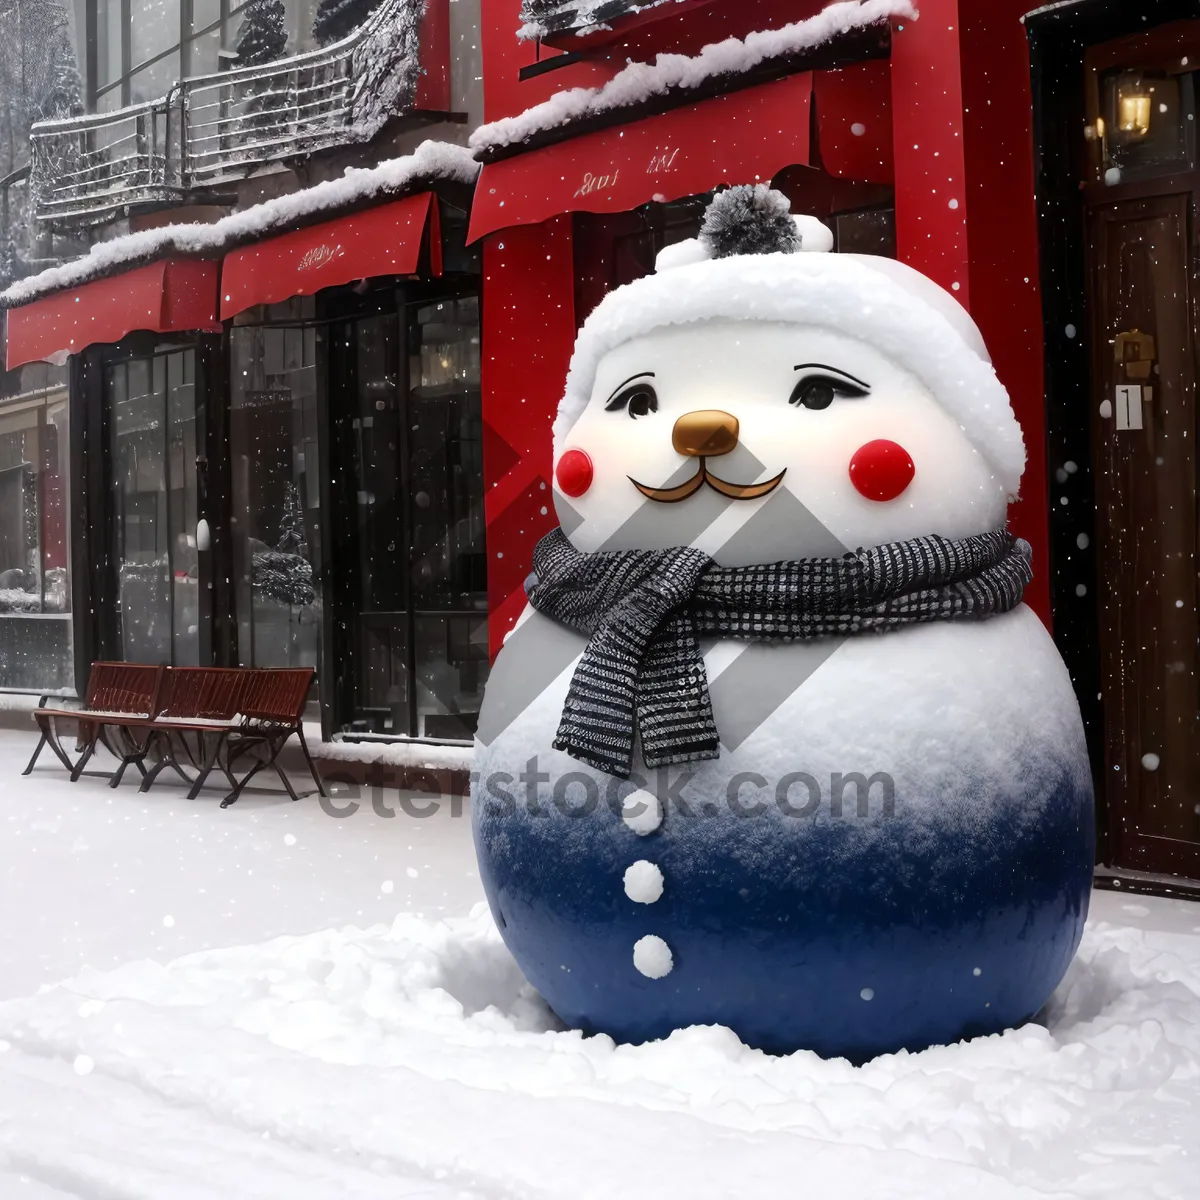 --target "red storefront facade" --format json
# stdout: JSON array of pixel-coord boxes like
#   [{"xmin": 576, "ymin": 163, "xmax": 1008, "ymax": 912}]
[
  {"xmin": 2, "ymin": 0, "xmax": 1197, "ymax": 885},
  {"xmin": 474, "ymin": 0, "xmax": 1053, "ymax": 650},
  {"xmin": 473, "ymin": 0, "xmax": 1200, "ymax": 889}
]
